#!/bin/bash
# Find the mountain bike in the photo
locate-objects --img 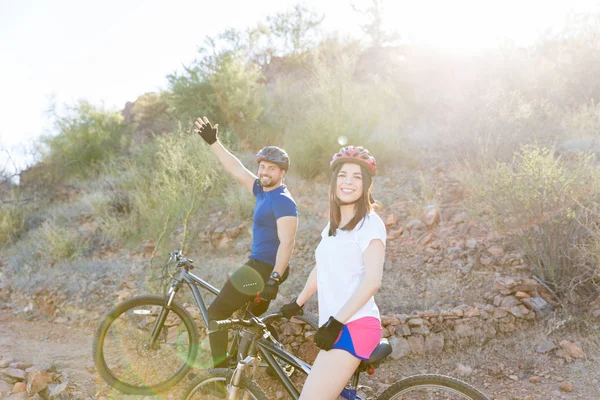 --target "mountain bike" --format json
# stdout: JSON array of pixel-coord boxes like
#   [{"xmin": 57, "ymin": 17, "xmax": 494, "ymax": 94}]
[
  {"xmin": 183, "ymin": 314, "xmax": 491, "ymax": 400},
  {"xmin": 92, "ymin": 250, "xmax": 319, "ymax": 395}
]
